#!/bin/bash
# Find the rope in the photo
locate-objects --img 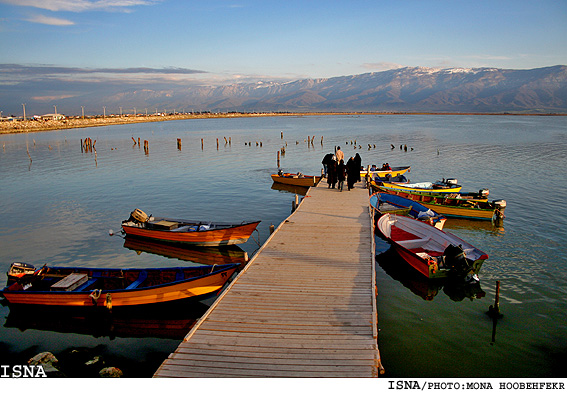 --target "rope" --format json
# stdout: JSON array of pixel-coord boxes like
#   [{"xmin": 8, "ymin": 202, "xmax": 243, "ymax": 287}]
[
  {"xmin": 250, "ymin": 228, "xmax": 261, "ymax": 247},
  {"xmin": 90, "ymin": 289, "xmax": 102, "ymax": 306}
]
